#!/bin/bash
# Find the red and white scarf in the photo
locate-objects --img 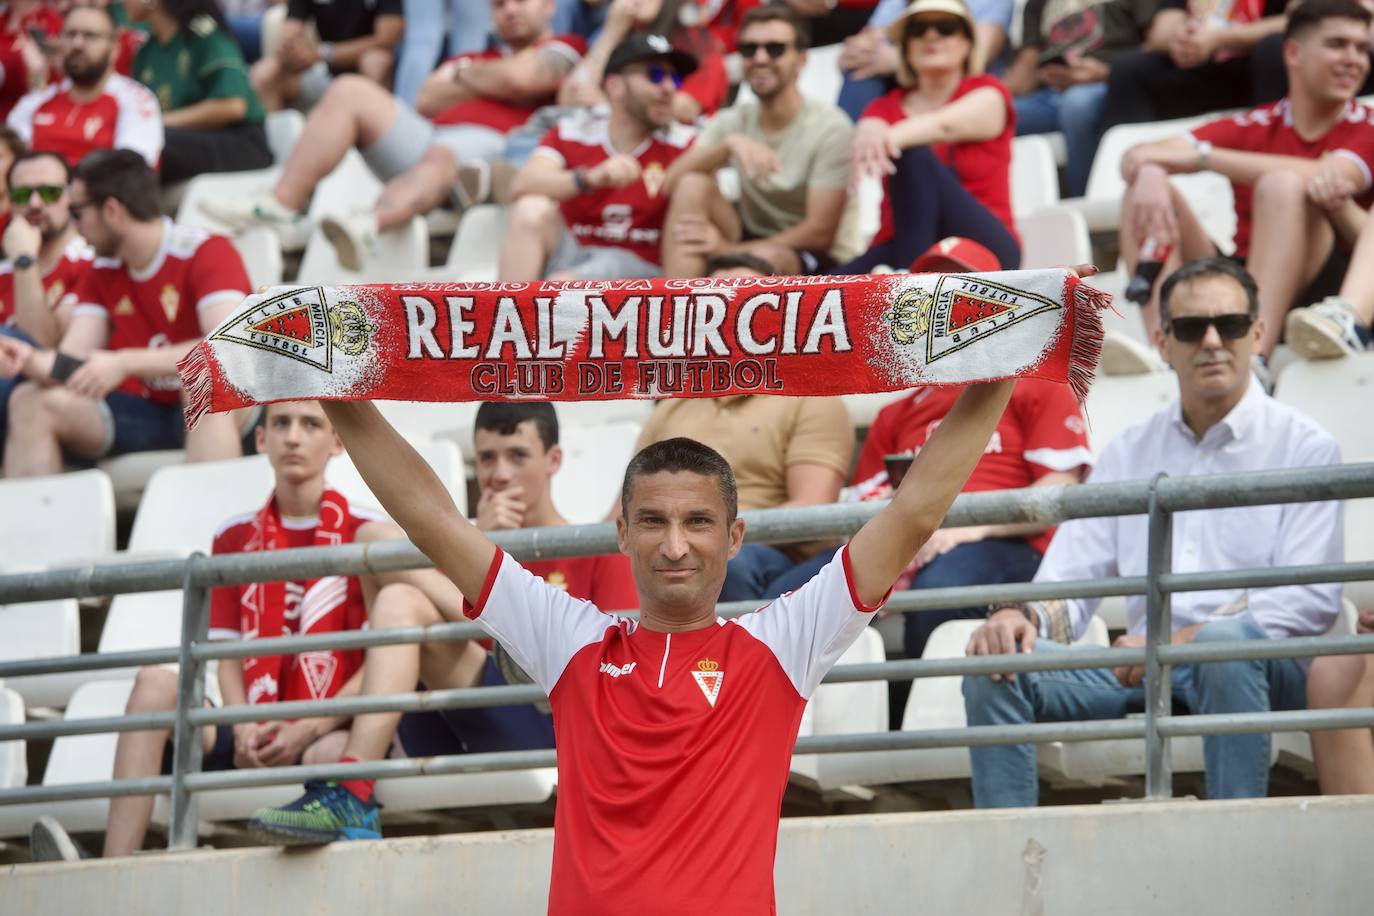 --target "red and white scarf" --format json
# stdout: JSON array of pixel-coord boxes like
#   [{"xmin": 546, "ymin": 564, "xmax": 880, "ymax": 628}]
[
  {"xmin": 240, "ymin": 488, "xmax": 356, "ymax": 705},
  {"xmin": 179, "ymin": 271, "xmax": 1106, "ymax": 425}
]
